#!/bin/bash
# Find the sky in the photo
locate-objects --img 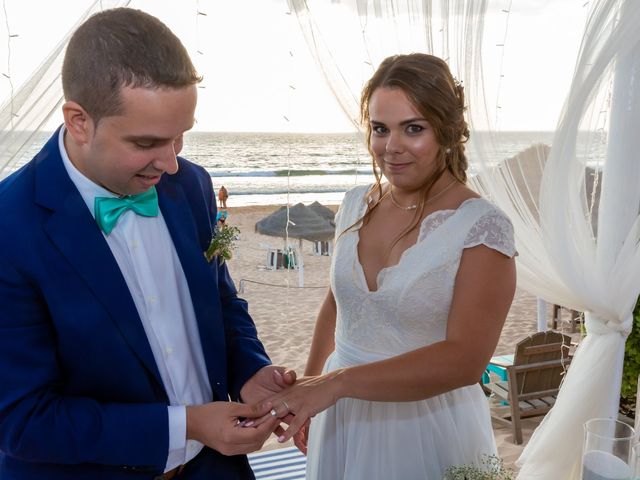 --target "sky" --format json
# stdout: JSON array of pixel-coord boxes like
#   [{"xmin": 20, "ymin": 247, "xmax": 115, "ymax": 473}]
[{"xmin": 0, "ymin": 0, "xmax": 589, "ymax": 133}]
